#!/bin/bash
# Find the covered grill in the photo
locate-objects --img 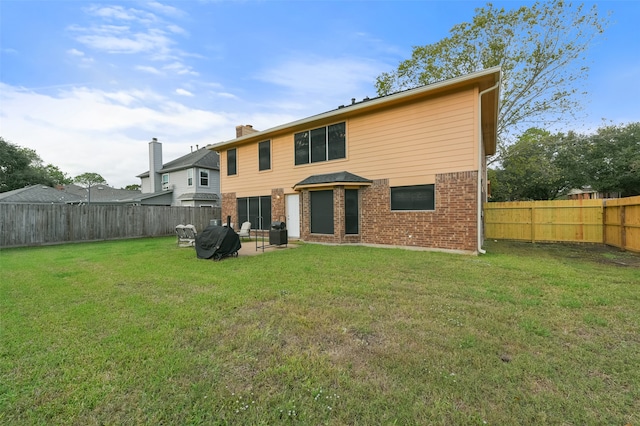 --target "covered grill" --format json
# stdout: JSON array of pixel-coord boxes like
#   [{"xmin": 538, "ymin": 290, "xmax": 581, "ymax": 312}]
[{"xmin": 269, "ymin": 221, "xmax": 288, "ymax": 246}]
